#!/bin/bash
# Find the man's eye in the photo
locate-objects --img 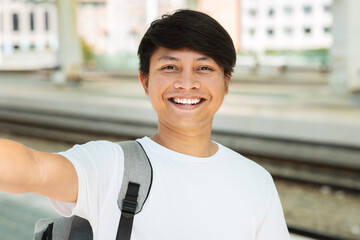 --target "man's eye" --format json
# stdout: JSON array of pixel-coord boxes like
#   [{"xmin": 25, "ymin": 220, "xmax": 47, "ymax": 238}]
[
  {"xmin": 162, "ymin": 66, "xmax": 176, "ymax": 70},
  {"xmin": 199, "ymin": 66, "xmax": 213, "ymax": 71}
]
